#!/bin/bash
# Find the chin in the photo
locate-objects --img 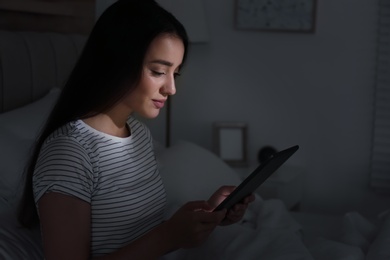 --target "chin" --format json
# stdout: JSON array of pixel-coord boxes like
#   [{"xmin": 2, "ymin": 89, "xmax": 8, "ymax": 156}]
[{"xmin": 140, "ymin": 110, "xmax": 160, "ymax": 119}]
